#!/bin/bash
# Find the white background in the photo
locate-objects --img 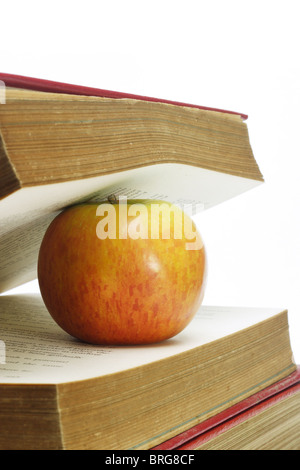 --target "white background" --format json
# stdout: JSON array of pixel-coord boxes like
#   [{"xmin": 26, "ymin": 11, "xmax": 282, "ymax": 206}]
[{"xmin": 1, "ymin": 1, "xmax": 299, "ymax": 361}]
